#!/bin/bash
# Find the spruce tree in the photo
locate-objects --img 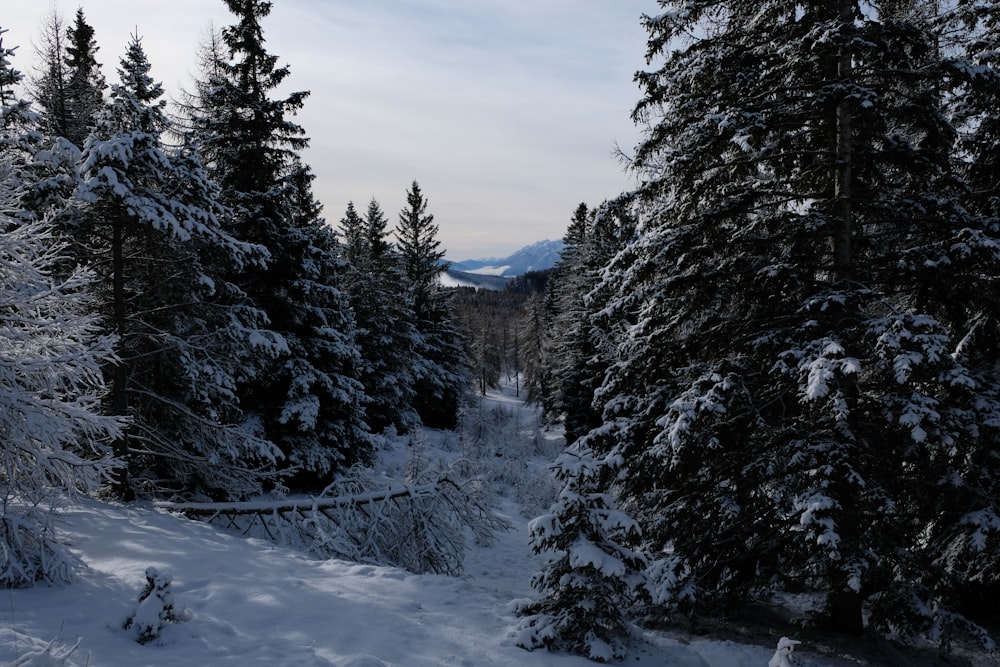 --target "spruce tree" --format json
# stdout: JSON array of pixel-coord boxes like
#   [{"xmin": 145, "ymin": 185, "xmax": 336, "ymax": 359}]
[
  {"xmin": 0, "ymin": 46, "xmax": 122, "ymax": 584},
  {"xmin": 63, "ymin": 8, "xmax": 105, "ymax": 147},
  {"xmin": 339, "ymin": 198, "xmax": 419, "ymax": 433},
  {"xmin": 581, "ymin": 0, "xmax": 1000, "ymax": 645},
  {"xmin": 0, "ymin": 29, "xmax": 31, "ymax": 133},
  {"xmin": 542, "ymin": 201, "xmax": 636, "ymax": 443},
  {"xmin": 516, "ymin": 444, "xmax": 645, "ymax": 662},
  {"xmin": 187, "ymin": 0, "xmax": 372, "ymax": 484},
  {"xmin": 27, "ymin": 8, "xmax": 104, "ymax": 148},
  {"xmin": 543, "ymin": 203, "xmax": 596, "ymax": 442},
  {"xmin": 395, "ymin": 181, "xmax": 466, "ymax": 429},
  {"xmin": 76, "ymin": 35, "xmax": 284, "ymax": 500}
]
